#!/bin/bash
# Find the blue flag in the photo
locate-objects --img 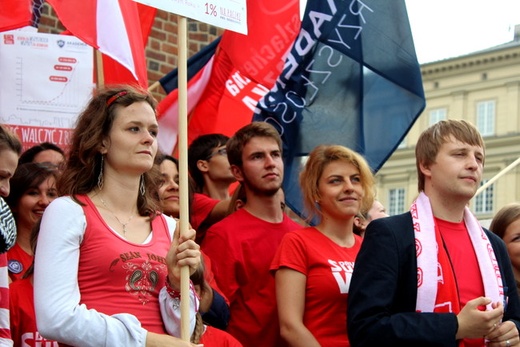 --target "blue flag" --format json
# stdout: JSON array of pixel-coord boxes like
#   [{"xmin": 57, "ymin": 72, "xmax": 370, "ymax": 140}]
[{"xmin": 254, "ymin": 0, "xmax": 426, "ymax": 221}]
